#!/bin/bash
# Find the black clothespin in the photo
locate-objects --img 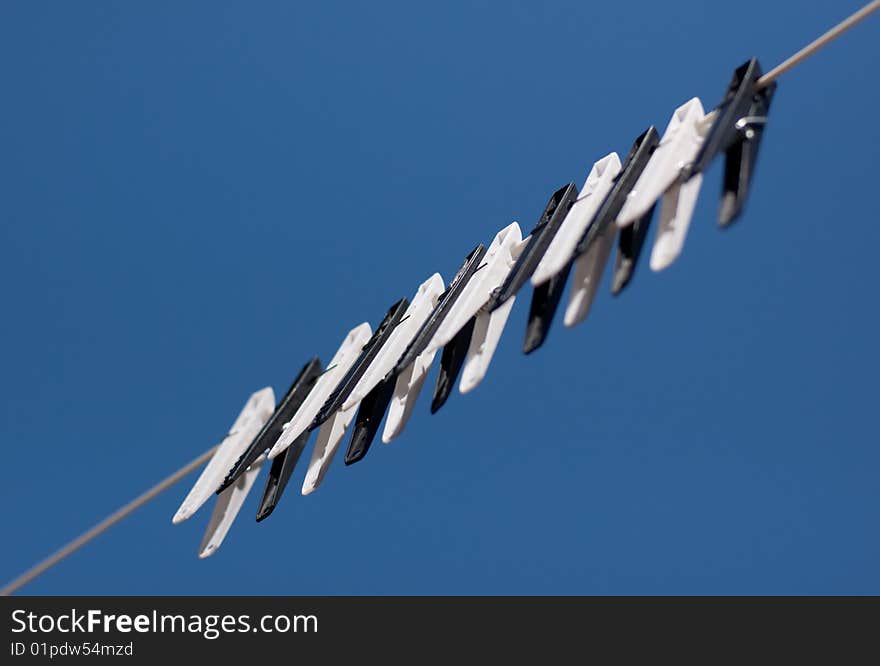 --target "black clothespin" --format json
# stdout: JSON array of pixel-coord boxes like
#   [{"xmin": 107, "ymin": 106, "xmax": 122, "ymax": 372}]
[
  {"xmin": 311, "ymin": 297, "xmax": 410, "ymax": 429},
  {"xmin": 682, "ymin": 58, "xmax": 776, "ymax": 227},
  {"xmin": 487, "ymin": 183, "xmax": 579, "ymax": 312},
  {"xmin": 430, "ymin": 315, "xmax": 476, "ymax": 413},
  {"xmin": 217, "ymin": 357, "xmax": 323, "ymax": 494},
  {"xmin": 574, "ymin": 127, "xmax": 660, "ymax": 297},
  {"xmin": 490, "ymin": 183, "xmax": 580, "ymax": 354},
  {"xmin": 576, "ymin": 127, "xmax": 661, "ymax": 257},
  {"xmin": 612, "ymin": 201, "xmax": 658, "ymax": 295},
  {"xmin": 343, "ymin": 376, "xmax": 395, "ymax": 465},
  {"xmin": 392, "ymin": 244, "xmax": 487, "ymax": 374}
]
